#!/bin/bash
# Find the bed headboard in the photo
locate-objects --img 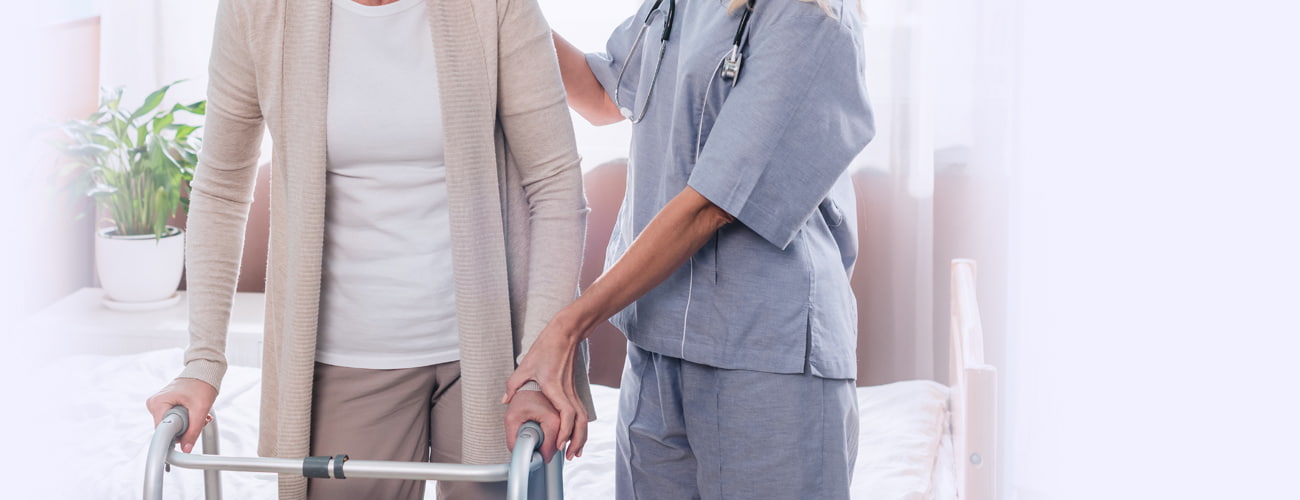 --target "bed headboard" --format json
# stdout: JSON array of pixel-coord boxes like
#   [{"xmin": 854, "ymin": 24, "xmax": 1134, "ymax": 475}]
[{"xmin": 949, "ymin": 259, "xmax": 998, "ymax": 500}]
